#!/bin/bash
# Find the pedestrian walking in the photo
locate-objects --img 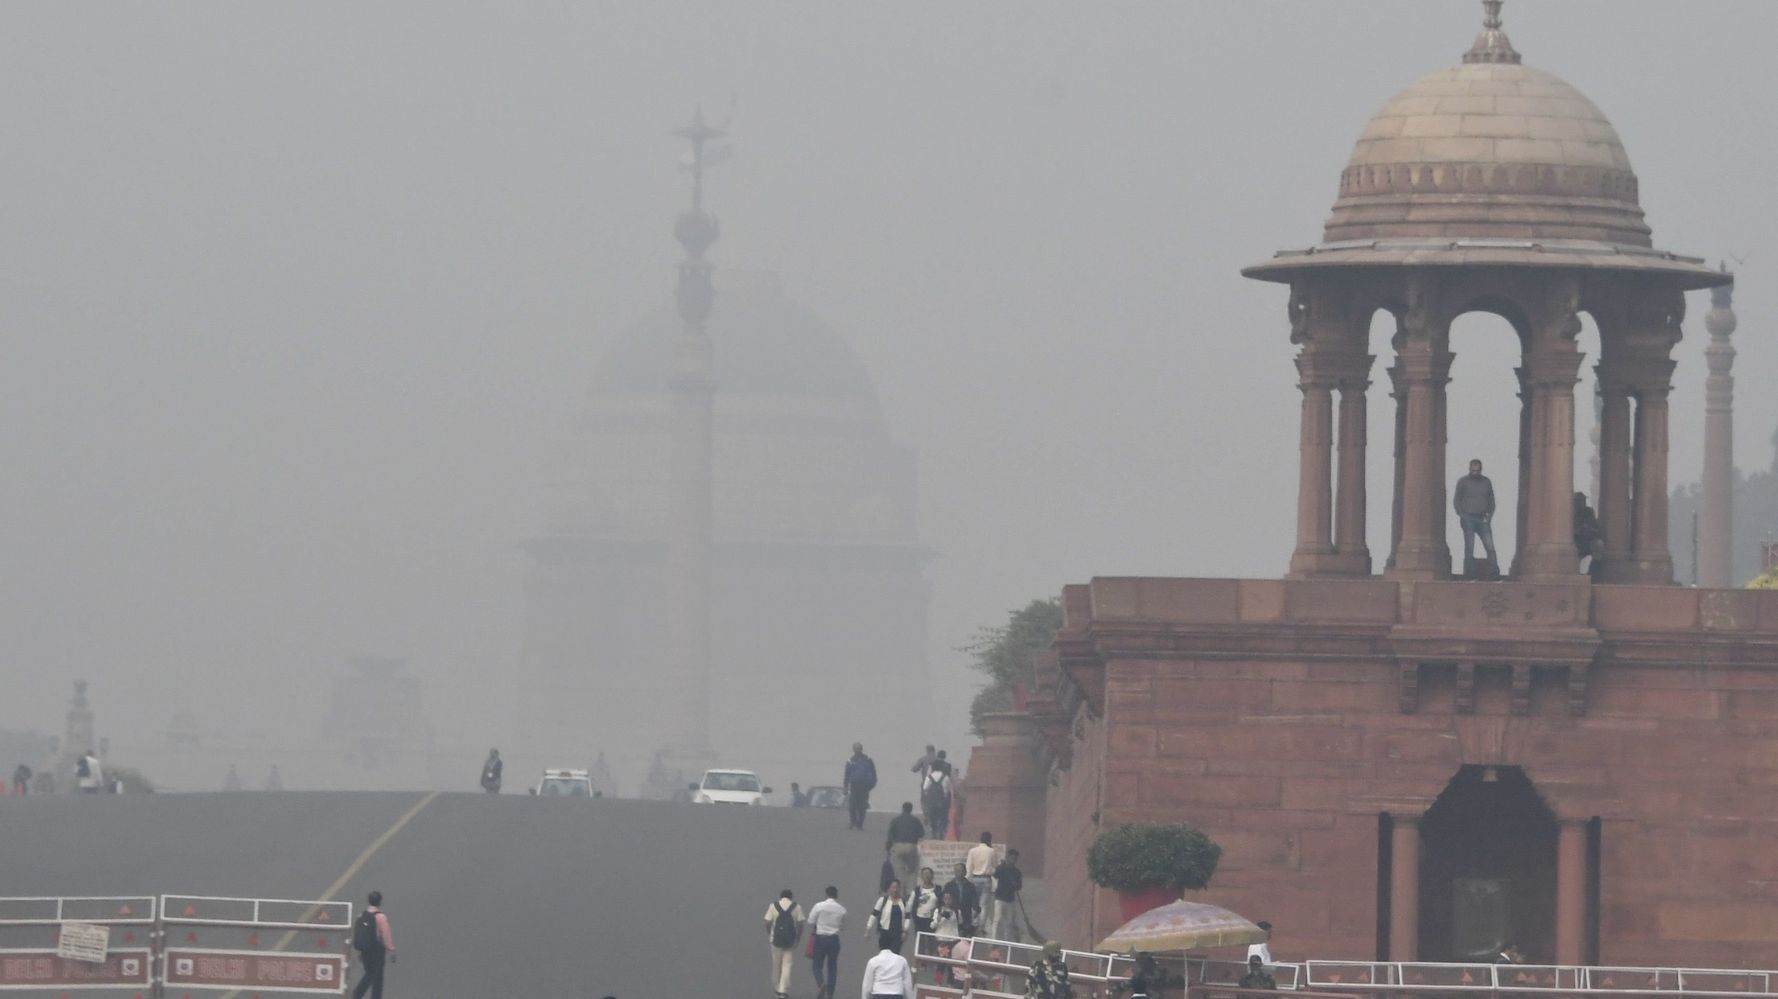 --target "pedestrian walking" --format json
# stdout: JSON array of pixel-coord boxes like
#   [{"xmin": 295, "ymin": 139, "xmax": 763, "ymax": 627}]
[
  {"xmin": 791, "ymin": 782, "xmax": 809, "ymax": 807},
  {"xmin": 1026, "ymin": 941, "xmax": 1072, "ymax": 999},
  {"xmin": 906, "ymin": 868, "xmax": 939, "ymax": 940},
  {"xmin": 933, "ymin": 889, "xmax": 962, "ymax": 940},
  {"xmin": 919, "ymin": 767, "xmax": 951, "ymax": 838},
  {"xmin": 965, "ymin": 833, "xmax": 997, "ymax": 929},
  {"xmin": 76, "ymin": 751, "xmax": 102, "ymax": 794},
  {"xmin": 264, "ymin": 766, "xmax": 284, "ymax": 792},
  {"xmin": 941, "ymin": 863, "xmax": 979, "ymax": 937},
  {"xmin": 11, "ymin": 763, "xmax": 31, "ymax": 795},
  {"xmin": 844, "ymin": 743, "xmax": 878, "ymax": 830},
  {"xmin": 866, "ymin": 880, "xmax": 909, "ymax": 954},
  {"xmin": 350, "ymin": 890, "xmax": 396, "ymax": 999},
  {"xmin": 885, "ymin": 802, "xmax": 924, "ymax": 888},
  {"xmin": 222, "ymin": 763, "xmax": 242, "ymax": 792},
  {"xmin": 763, "ymin": 888, "xmax": 806, "ymax": 999},
  {"xmin": 480, "ymin": 749, "xmax": 503, "ymax": 793},
  {"xmin": 807, "ymin": 886, "xmax": 846, "ymax": 999},
  {"xmin": 861, "ymin": 944, "xmax": 914, "ymax": 999},
  {"xmin": 910, "ymin": 745, "xmax": 938, "ymax": 784},
  {"xmin": 991, "ymin": 849, "xmax": 1024, "ymax": 940}
]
